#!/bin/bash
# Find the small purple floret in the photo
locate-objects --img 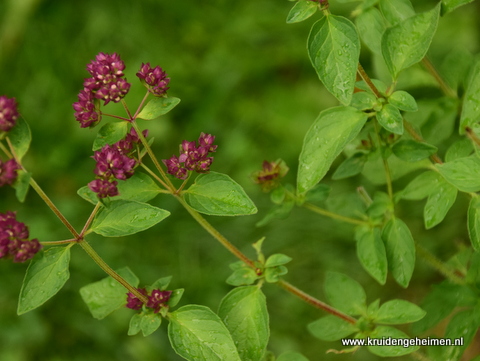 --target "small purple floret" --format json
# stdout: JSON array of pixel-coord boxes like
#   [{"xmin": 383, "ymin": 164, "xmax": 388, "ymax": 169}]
[
  {"xmin": 0, "ymin": 159, "xmax": 20, "ymax": 187},
  {"xmin": 0, "ymin": 95, "xmax": 19, "ymax": 133},
  {"xmin": 126, "ymin": 288, "xmax": 147, "ymax": 310},
  {"xmin": 136, "ymin": 63, "xmax": 170, "ymax": 97}
]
